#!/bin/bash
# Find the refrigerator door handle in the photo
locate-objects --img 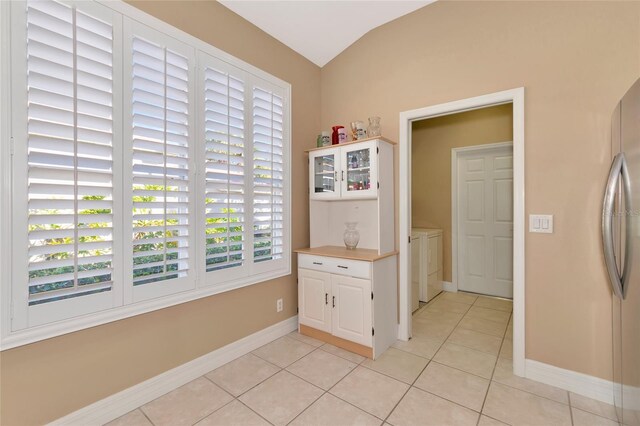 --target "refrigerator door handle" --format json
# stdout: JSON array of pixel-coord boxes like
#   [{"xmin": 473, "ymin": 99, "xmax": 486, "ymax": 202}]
[{"xmin": 602, "ymin": 152, "xmax": 632, "ymax": 299}]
